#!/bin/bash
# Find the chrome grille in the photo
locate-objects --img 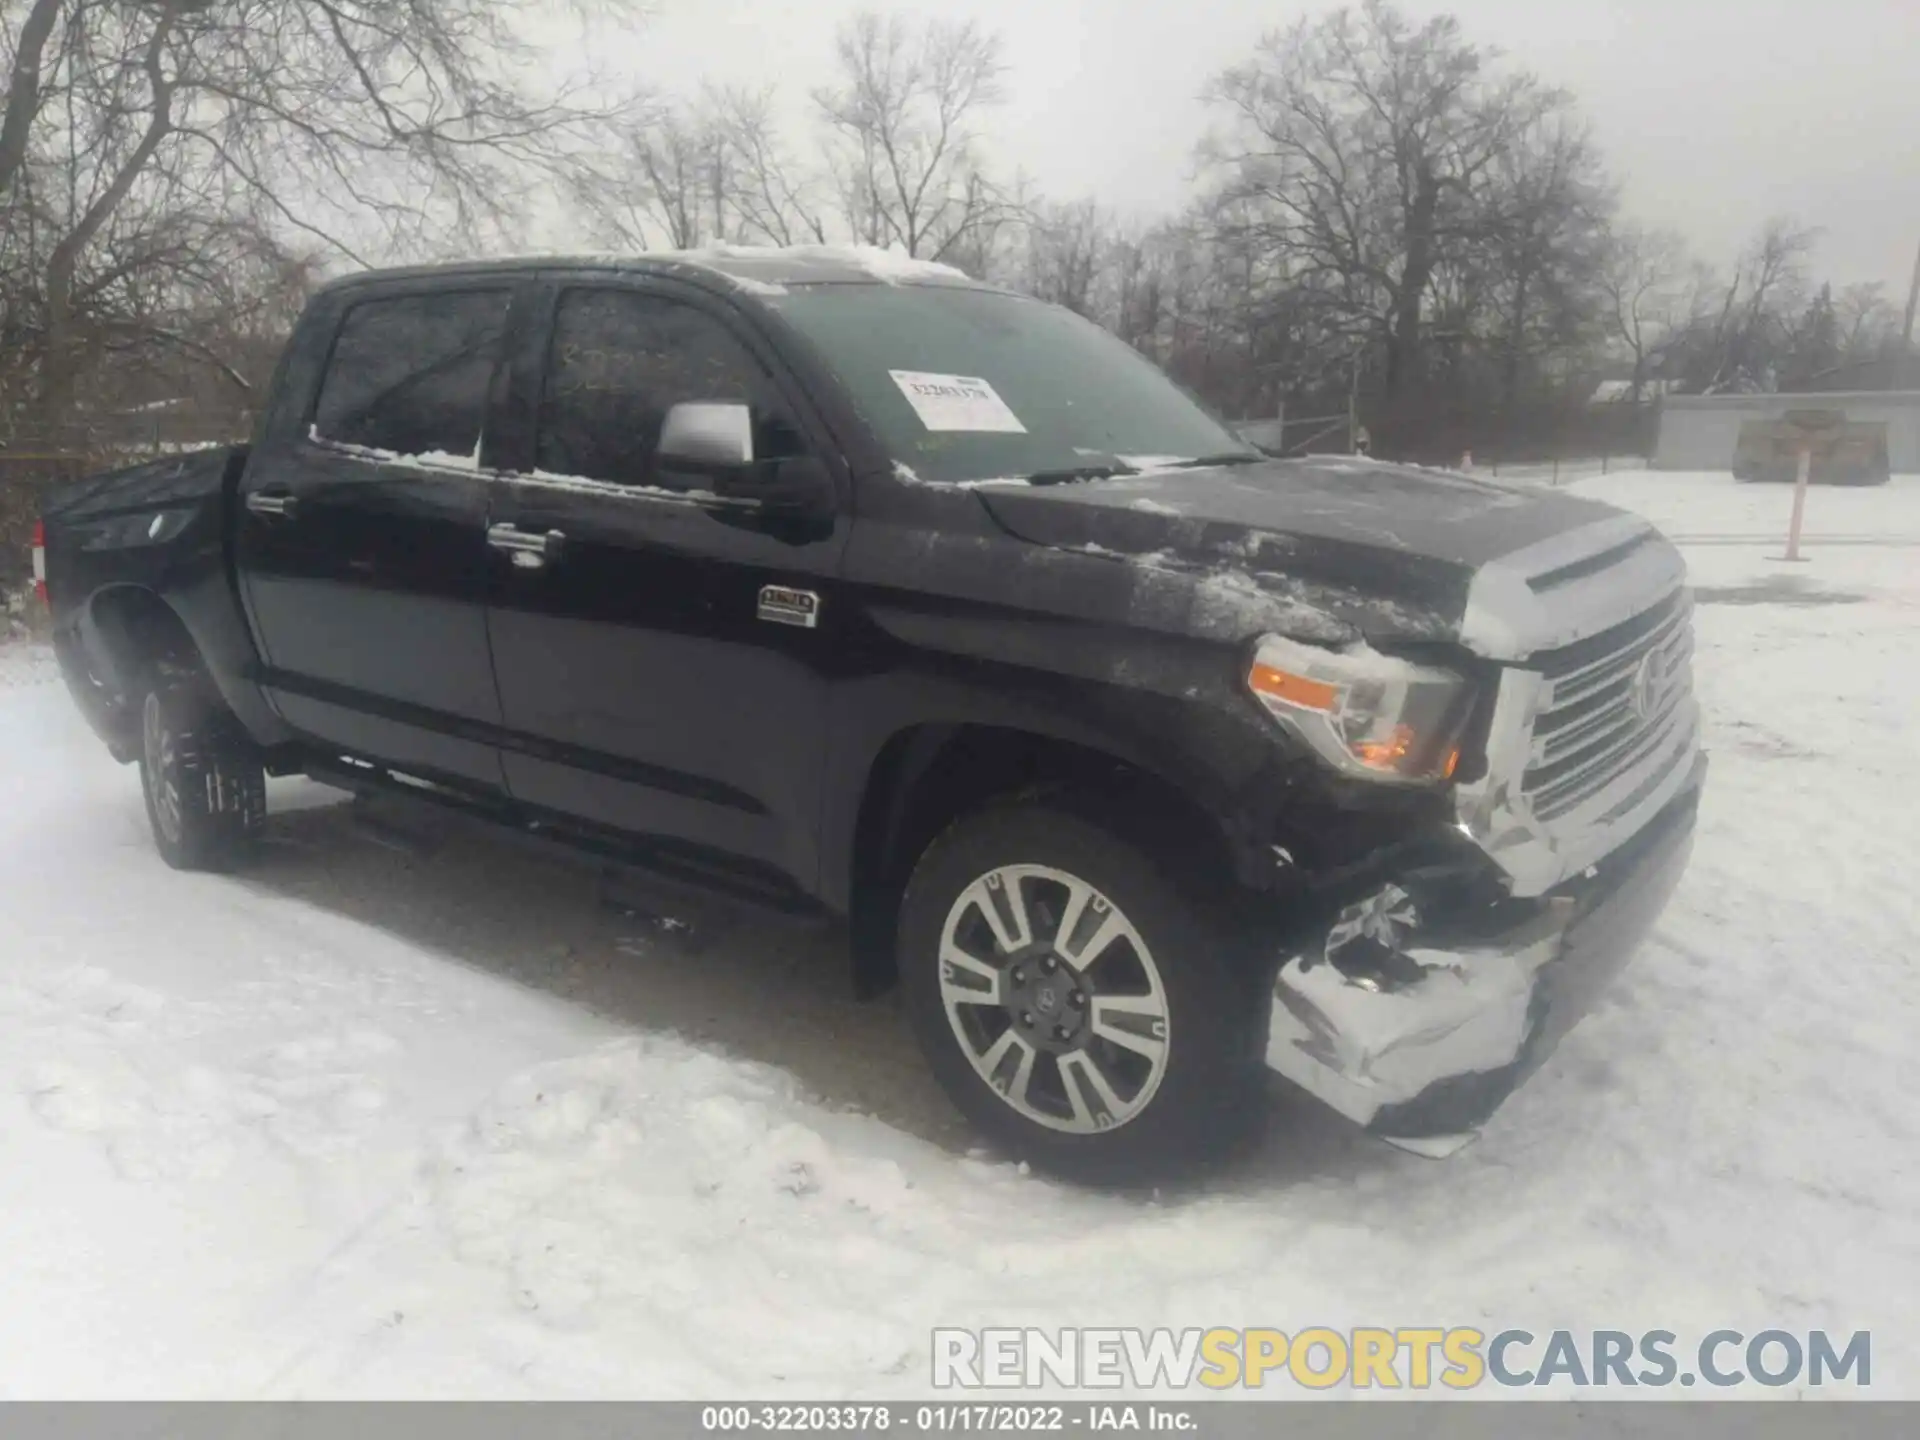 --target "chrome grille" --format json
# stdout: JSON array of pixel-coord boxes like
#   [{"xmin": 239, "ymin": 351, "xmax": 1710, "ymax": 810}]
[
  {"xmin": 1523, "ymin": 589, "xmax": 1696, "ymax": 823},
  {"xmin": 1453, "ymin": 517, "xmax": 1703, "ymax": 898}
]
